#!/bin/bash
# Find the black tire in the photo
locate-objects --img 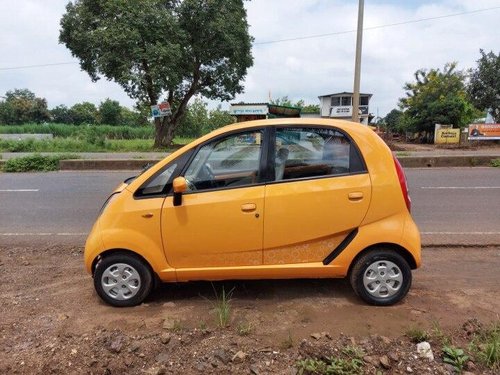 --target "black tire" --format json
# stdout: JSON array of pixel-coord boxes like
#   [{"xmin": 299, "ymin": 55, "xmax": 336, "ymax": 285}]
[
  {"xmin": 94, "ymin": 253, "xmax": 153, "ymax": 307},
  {"xmin": 349, "ymin": 249, "xmax": 412, "ymax": 306}
]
